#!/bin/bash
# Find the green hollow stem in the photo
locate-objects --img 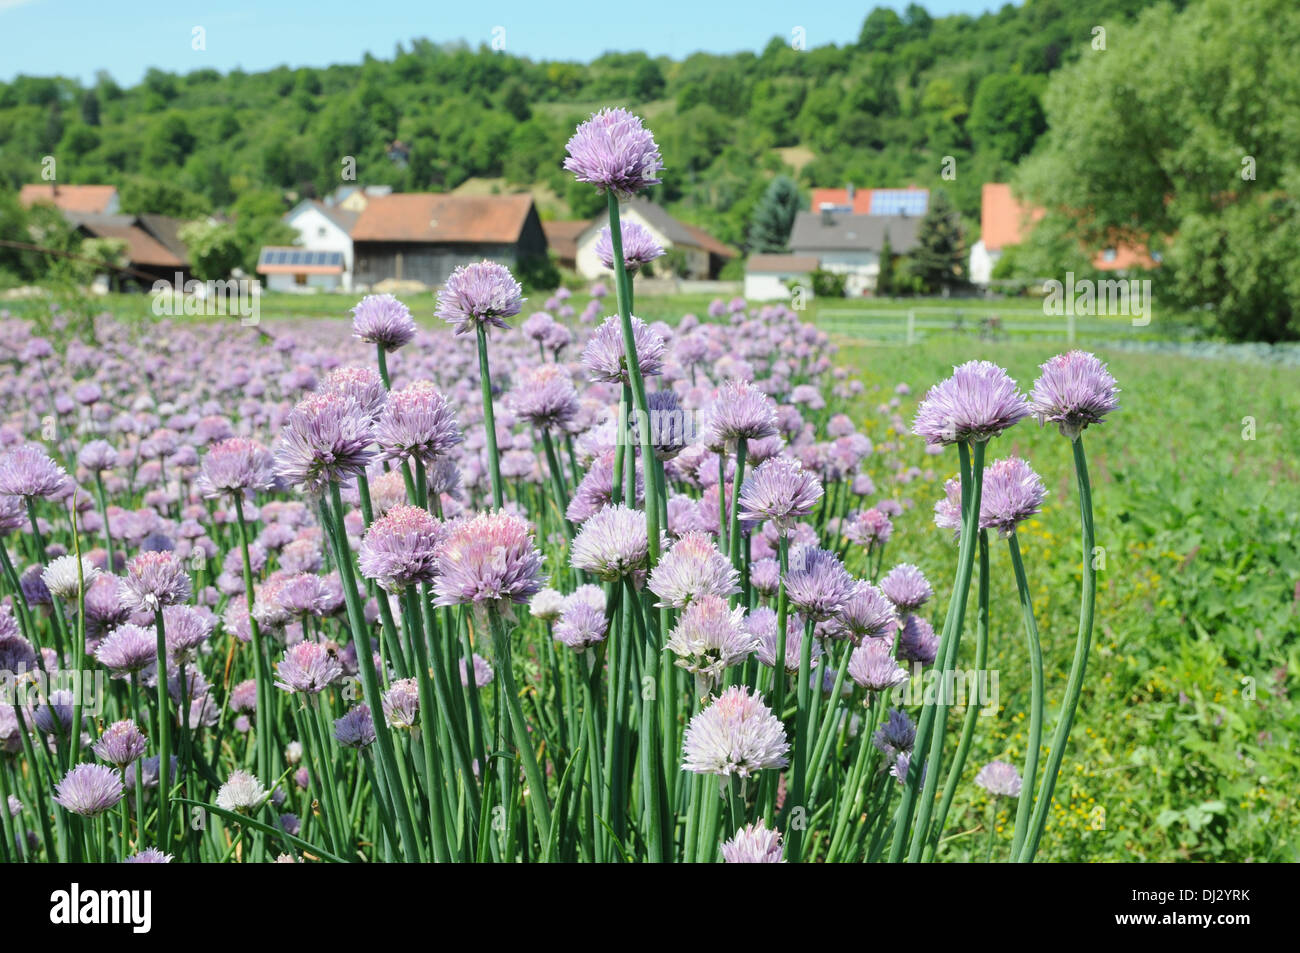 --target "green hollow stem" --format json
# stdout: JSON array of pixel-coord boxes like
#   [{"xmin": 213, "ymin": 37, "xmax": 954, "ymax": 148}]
[
  {"xmin": 892, "ymin": 439, "xmax": 985, "ymax": 862},
  {"xmin": 487, "ymin": 605, "xmax": 553, "ymax": 846},
  {"xmin": 728, "ymin": 438, "xmax": 747, "ymax": 570},
  {"xmin": 476, "ymin": 322, "xmax": 505, "ymax": 510},
  {"xmin": 153, "ymin": 609, "xmax": 172, "ymax": 849},
  {"xmin": 926, "ymin": 528, "xmax": 991, "ymax": 859},
  {"xmin": 1020, "ymin": 436, "xmax": 1095, "ymax": 863},
  {"xmin": 1007, "ymin": 531, "xmax": 1045, "ymax": 861},
  {"xmin": 233, "ymin": 500, "xmax": 273, "ymax": 801},
  {"xmin": 763, "ymin": 534, "xmax": 791, "ymax": 825},
  {"xmin": 606, "ymin": 193, "xmax": 661, "ymax": 569},
  {"xmin": 324, "ymin": 482, "xmax": 421, "ymax": 860}
]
